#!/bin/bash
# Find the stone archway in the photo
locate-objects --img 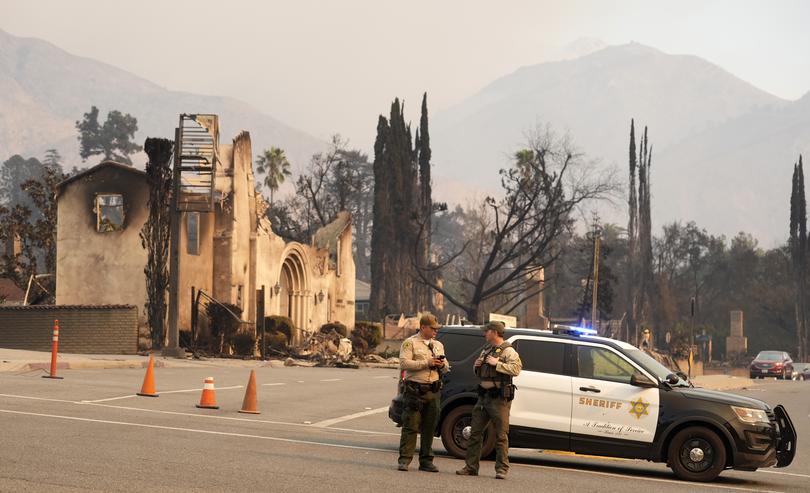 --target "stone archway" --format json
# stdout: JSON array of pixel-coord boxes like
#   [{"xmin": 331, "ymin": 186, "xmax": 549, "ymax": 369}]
[{"xmin": 279, "ymin": 246, "xmax": 309, "ymax": 344}]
